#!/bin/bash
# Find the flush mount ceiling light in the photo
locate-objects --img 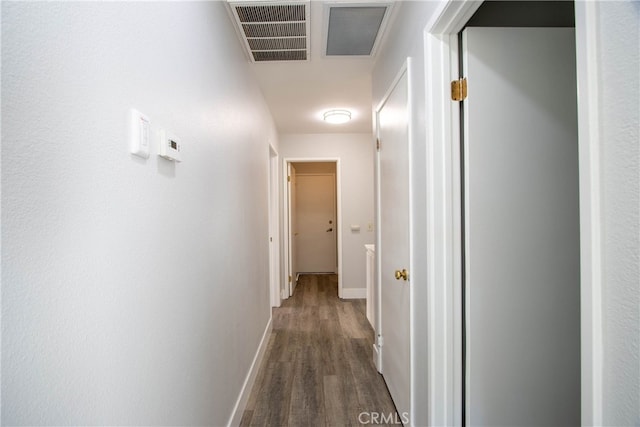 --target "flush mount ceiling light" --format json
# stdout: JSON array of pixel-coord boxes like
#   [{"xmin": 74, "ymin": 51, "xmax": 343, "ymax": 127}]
[{"xmin": 323, "ymin": 109, "xmax": 352, "ymax": 124}]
